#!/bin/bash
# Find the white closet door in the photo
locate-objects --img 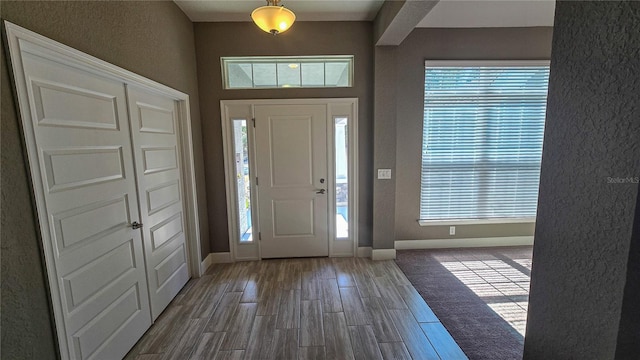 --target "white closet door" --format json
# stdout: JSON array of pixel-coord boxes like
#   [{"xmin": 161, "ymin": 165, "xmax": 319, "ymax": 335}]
[
  {"xmin": 127, "ymin": 86, "xmax": 190, "ymax": 320},
  {"xmin": 20, "ymin": 53, "xmax": 152, "ymax": 359}
]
